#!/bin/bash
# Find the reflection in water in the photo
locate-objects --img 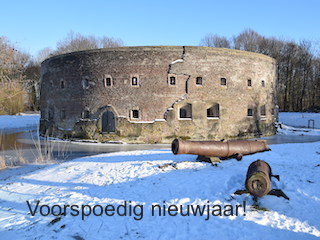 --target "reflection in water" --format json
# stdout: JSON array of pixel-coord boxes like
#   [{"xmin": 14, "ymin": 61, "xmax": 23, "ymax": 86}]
[
  {"xmin": 0, "ymin": 132, "xmax": 27, "ymax": 151},
  {"xmin": 259, "ymin": 134, "xmax": 320, "ymax": 145}
]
